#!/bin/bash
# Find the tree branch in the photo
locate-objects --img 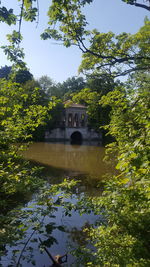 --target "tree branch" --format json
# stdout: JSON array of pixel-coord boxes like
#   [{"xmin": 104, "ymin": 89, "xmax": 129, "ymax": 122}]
[
  {"xmin": 16, "ymin": 227, "xmax": 36, "ymax": 267},
  {"xmin": 39, "ymin": 238, "xmax": 67, "ymax": 266},
  {"xmin": 130, "ymin": 2, "xmax": 150, "ymax": 11},
  {"xmin": 36, "ymin": 0, "xmax": 40, "ymax": 28},
  {"xmin": 18, "ymin": 0, "xmax": 24, "ymax": 42},
  {"xmin": 77, "ymin": 36, "xmax": 150, "ymax": 66}
]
